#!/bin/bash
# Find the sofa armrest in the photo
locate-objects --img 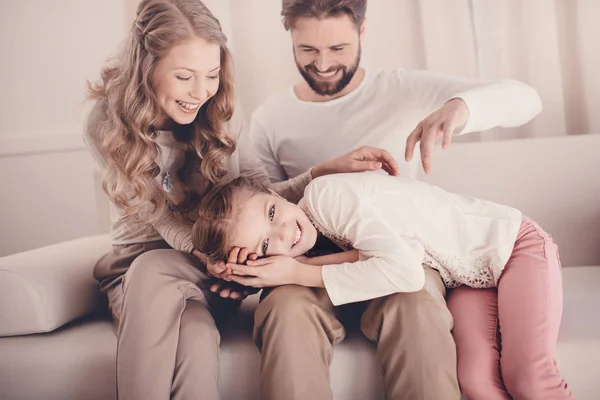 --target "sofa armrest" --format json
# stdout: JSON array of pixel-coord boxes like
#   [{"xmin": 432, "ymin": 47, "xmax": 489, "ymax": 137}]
[{"xmin": 0, "ymin": 234, "xmax": 111, "ymax": 337}]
